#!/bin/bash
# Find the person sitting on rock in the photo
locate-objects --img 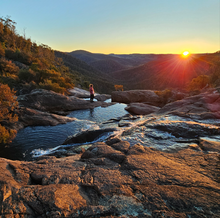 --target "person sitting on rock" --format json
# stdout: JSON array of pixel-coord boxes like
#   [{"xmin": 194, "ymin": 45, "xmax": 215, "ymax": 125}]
[{"xmin": 89, "ymin": 84, "xmax": 94, "ymax": 102}]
